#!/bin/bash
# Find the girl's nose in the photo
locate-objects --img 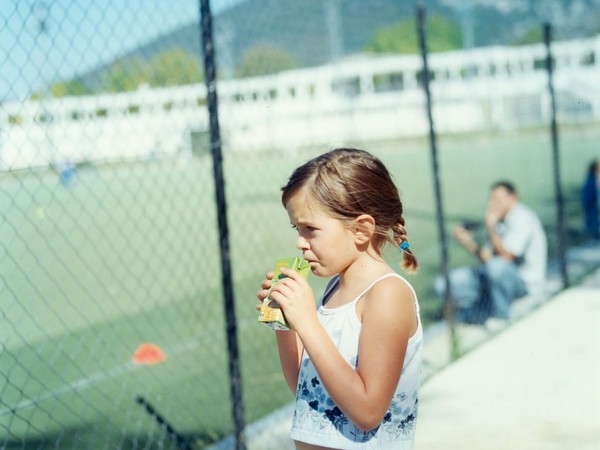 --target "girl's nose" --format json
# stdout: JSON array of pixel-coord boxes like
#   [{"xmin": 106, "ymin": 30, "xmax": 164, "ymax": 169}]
[{"xmin": 296, "ymin": 235, "xmax": 309, "ymax": 251}]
